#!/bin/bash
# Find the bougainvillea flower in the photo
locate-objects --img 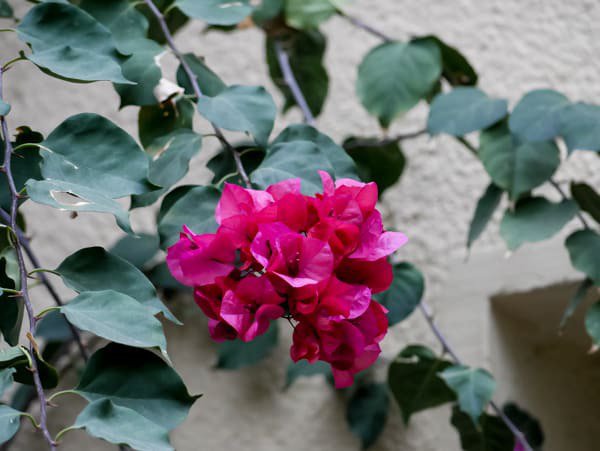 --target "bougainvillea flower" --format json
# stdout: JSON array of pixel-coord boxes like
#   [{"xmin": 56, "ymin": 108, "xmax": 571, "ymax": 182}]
[
  {"xmin": 220, "ymin": 275, "xmax": 284, "ymax": 342},
  {"xmin": 167, "ymin": 171, "xmax": 407, "ymax": 387}
]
